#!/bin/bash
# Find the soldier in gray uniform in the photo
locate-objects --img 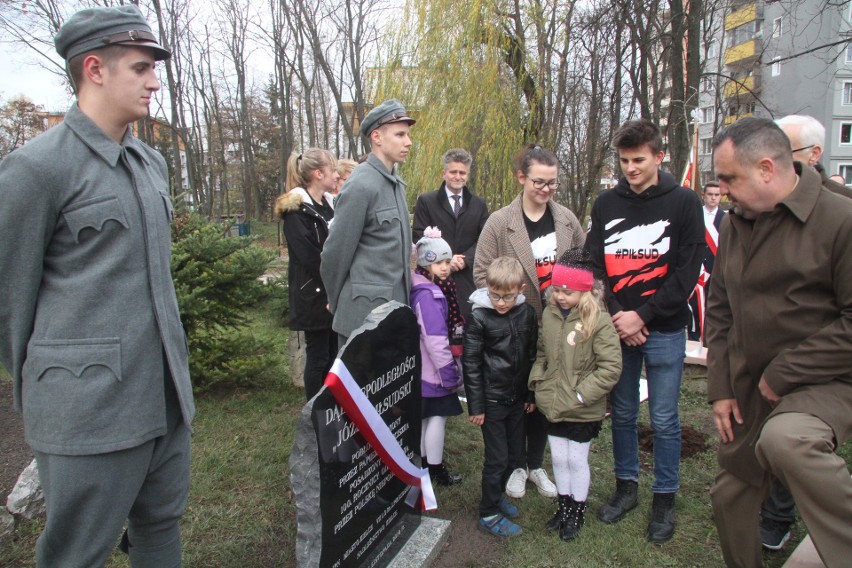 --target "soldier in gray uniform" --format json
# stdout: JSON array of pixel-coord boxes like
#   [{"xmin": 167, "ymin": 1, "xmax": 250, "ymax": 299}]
[
  {"xmin": 321, "ymin": 99, "xmax": 416, "ymax": 345},
  {"xmin": 0, "ymin": 6, "xmax": 194, "ymax": 567}
]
